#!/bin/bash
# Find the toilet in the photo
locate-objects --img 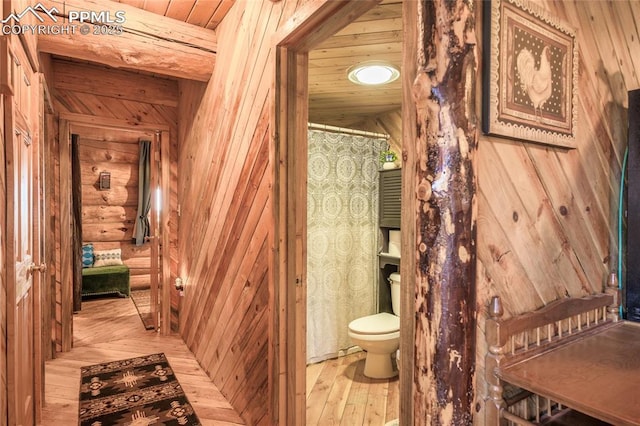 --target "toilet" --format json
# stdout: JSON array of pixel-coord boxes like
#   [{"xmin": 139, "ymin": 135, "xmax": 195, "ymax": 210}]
[{"xmin": 348, "ymin": 272, "xmax": 401, "ymax": 378}]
